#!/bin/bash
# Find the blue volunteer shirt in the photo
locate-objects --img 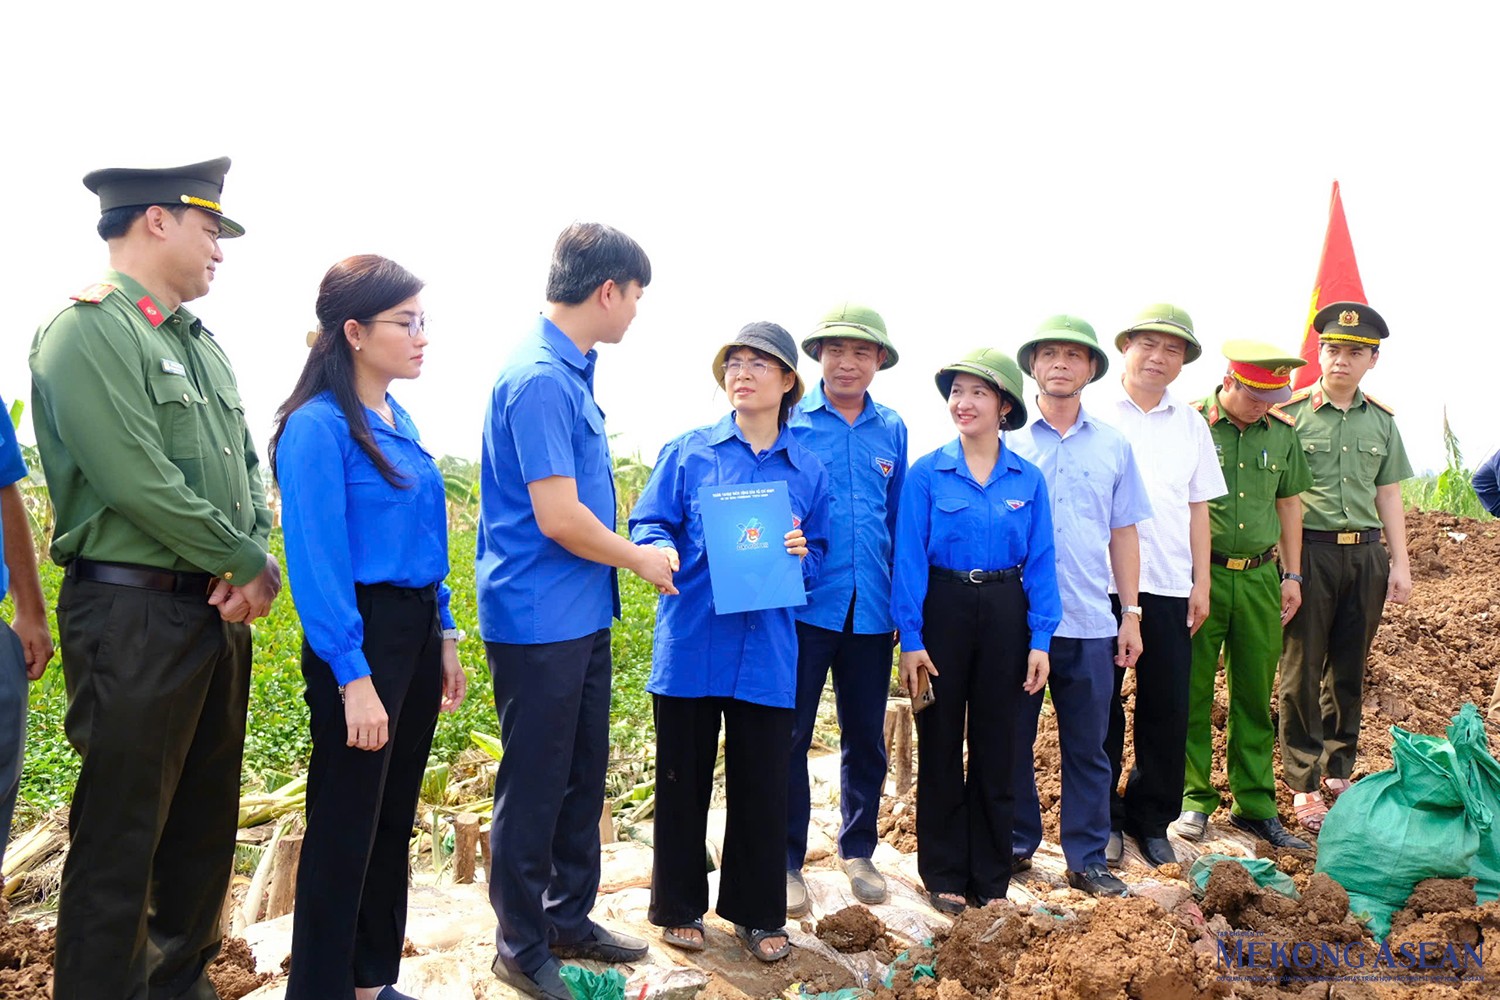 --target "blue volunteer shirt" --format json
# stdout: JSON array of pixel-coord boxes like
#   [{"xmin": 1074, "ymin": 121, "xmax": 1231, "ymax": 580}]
[
  {"xmin": 0, "ymin": 393, "xmax": 29, "ymax": 602},
  {"xmin": 1008, "ymin": 406, "xmax": 1153, "ymax": 639},
  {"xmin": 788, "ymin": 382, "xmax": 907, "ymax": 634},
  {"xmin": 891, "ymin": 438, "xmax": 1062, "ymax": 653},
  {"xmin": 629, "ymin": 413, "xmax": 830, "ymax": 708},
  {"xmin": 277, "ymin": 391, "xmax": 456, "ymax": 685},
  {"xmin": 477, "ymin": 317, "xmax": 619, "ymax": 645}
]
